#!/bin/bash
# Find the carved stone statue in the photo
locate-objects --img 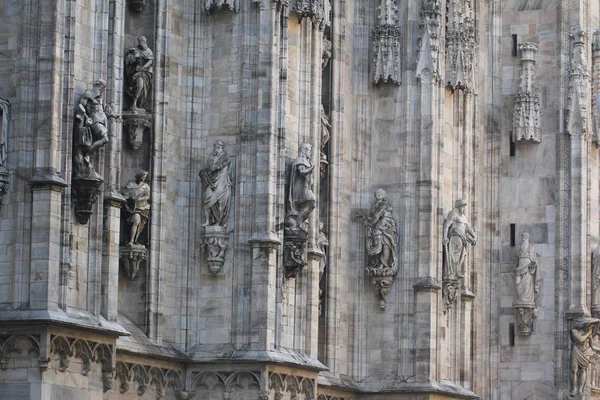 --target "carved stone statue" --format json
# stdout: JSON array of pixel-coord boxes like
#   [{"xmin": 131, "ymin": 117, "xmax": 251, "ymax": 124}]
[
  {"xmin": 73, "ymin": 79, "xmax": 110, "ymax": 180},
  {"xmin": 570, "ymin": 317, "xmax": 600, "ymax": 397},
  {"xmin": 322, "ymin": 38, "xmax": 332, "ymax": 70},
  {"xmin": 512, "ymin": 232, "xmax": 540, "ymax": 335},
  {"xmin": 122, "ymin": 170, "xmax": 151, "ymax": 246},
  {"xmin": 443, "ymin": 199, "xmax": 477, "ymax": 280},
  {"xmin": 320, "ymin": 105, "xmax": 331, "ymax": 158},
  {"xmin": 317, "ymin": 221, "xmax": 329, "ymax": 278},
  {"xmin": 287, "ymin": 143, "xmax": 316, "ymax": 232},
  {"xmin": 592, "ymin": 245, "xmax": 600, "ymax": 314},
  {"xmin": 199, "ymin": 140, "xmax": 232, "ymax": 228},
  {"xmin": 125, "ymin": 36, "xmax": 153, "ymax": 113},
  {"xmin": 72, "ymin": 79, "xmax": 113, "ymax": 225},
  {"xmin": 357, "ymin": 189, "xmax": 399, "ymax": 309},
  {"xmin": 515, "ymin": 232, "xmax": 539, "ymax": 303}
]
